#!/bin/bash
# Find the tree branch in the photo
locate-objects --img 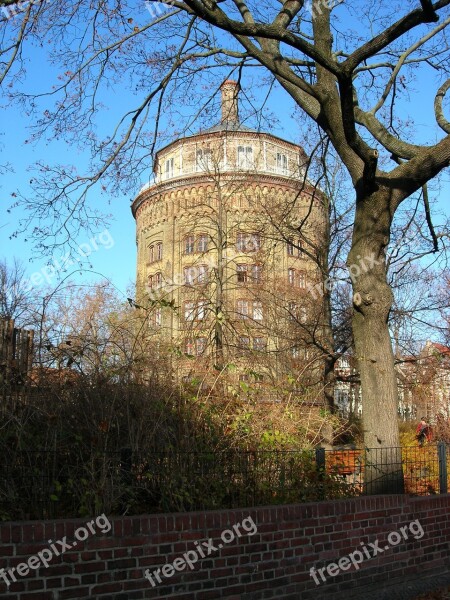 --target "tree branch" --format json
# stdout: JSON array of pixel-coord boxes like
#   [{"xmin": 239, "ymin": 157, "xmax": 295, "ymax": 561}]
[
  {"xmin": 435, "ymin": 78, "xmax": 450, "ymax": 134},
  {"xmin": 420, "ymin": 0, "xmax": 439, "ymax": 22},
  {"xmin": 371, "ymin": 15, "xmax": 450, "ymax": 115},
  {"xmin": 181, "ymin": 0, "xmax": 342, "ymax": 76},
  {"xmin": 342, "ymin": 1, "xmax": 450, "ymax": 74},
  {"xmin": 422, "ymin": 183, "xmax": 440, "ymax": 252}
]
